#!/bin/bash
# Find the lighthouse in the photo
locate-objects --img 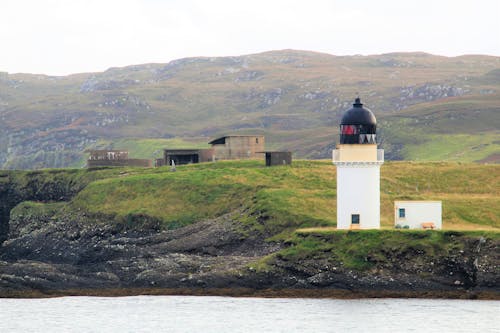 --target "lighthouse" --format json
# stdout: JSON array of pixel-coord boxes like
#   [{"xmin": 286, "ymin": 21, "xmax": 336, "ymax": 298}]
[{"xmin": 332, "ymin": 98, "xmax": 384, "ymax": 229}]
